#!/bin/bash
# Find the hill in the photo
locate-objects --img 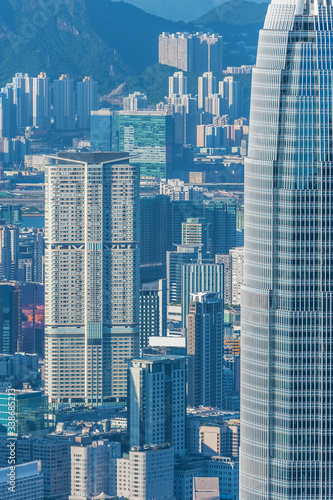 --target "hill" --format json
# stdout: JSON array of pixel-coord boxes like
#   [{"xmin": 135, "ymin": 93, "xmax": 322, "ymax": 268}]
[
  {"xmin": 113, "ymin": 0, "xmax": 268, "ymax": 22},
  {"xmin": 0, "ymin": 0, "xmax": 187, "ymax": 92},
  {"xmin": 0, "ymin": 0, "xmax": 266, "ymax": 95}
]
